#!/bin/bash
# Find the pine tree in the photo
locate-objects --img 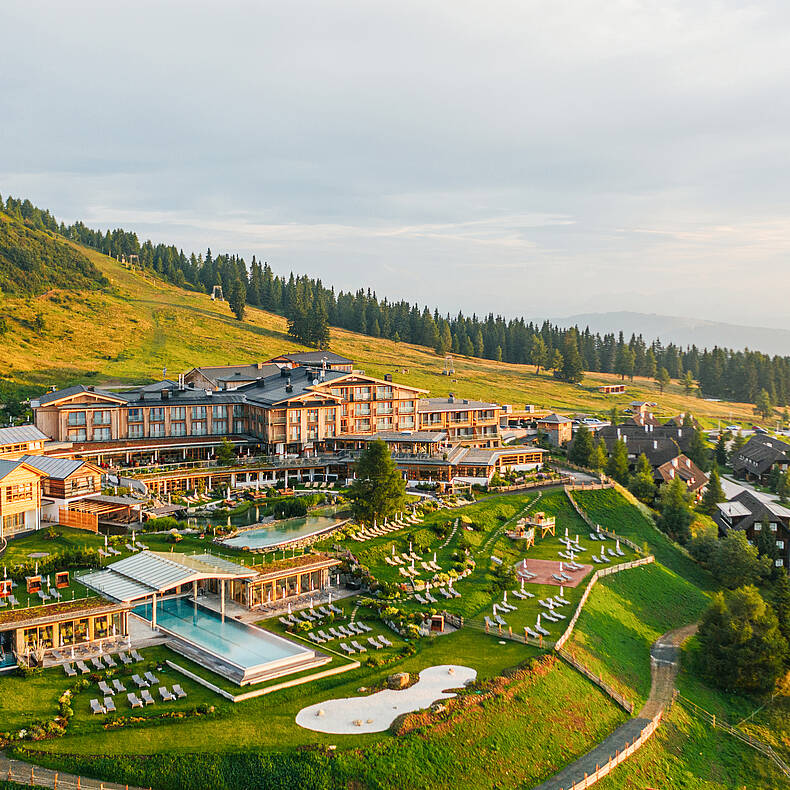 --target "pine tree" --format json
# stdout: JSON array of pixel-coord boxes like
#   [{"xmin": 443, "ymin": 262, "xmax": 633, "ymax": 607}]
[
  {"xmin": 628, "ymin": 452, "xmax": 656, "ymax": 502},
  {"xmin": 686, "ymin": 427, "xmax": 709, "ymax": 472},
  {"xmin": 656, "ymin": 367, "xmax": 671, "ymax": 394},
  {"xmin": 530, "ymin": 336, "xmax": 548, "ymax": 374},
  {"xmin": 715, "ymin": 434, "xmax": 729, "ymax": 467},
  {"xmin": 569, "ymin": 423, "xmax": 594, "ymax": 467},
  {"xmin": 551, "ymin": 349, "xmax": 563, "ymax": 373},
  {"xmin": 700, "ymin": 465, "xmax": 725, "ymax": 515},
  {"xmin": 756, "ymin": 389, "xmax": 774, "ymax": 421},
  {"xmin": 558, "ymin": 330, "xmax": 584, "ymax": 383},
  {"xmin": 774, "ymin": 573, "xmax": 790, "ymax": 648},
  {"xmin": 589, "ymin": 438, "xmax": 607, "ymax": 471},
  {"xmin": 348, "ymin": 439, "xmax": 406, "ymax": 525},
  {"xmin": 682, "ymin": 370, "xmax": 696, "ymax": 395},
  {"xmin": 656, "ymin": 476, "xmax": 694, "ymax": 543},
  {"xmin": 605, "ymin": 438, "xmax": 630, "ymax": 484}
]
